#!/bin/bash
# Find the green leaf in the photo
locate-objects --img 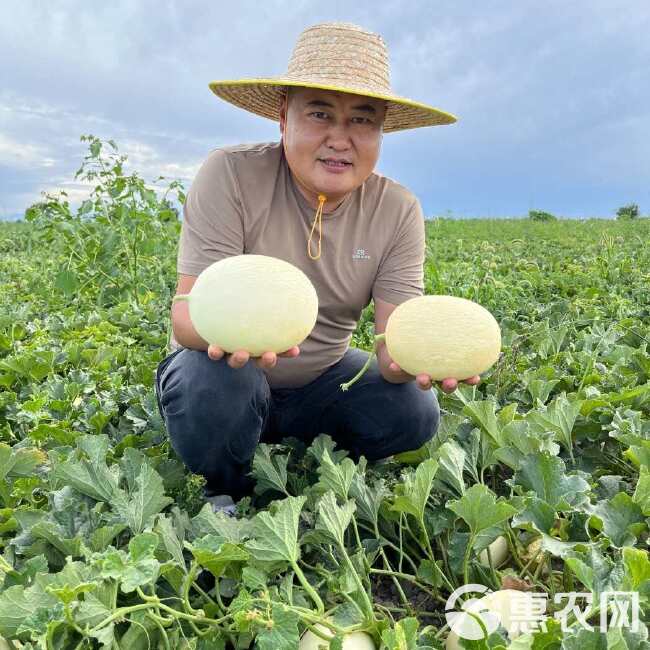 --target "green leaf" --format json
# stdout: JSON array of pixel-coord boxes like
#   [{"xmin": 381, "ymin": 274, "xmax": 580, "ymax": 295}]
[
  {"xmin": 633, "ymin": 465, "xmax": 650, "ymax": 515},
  {"xmin": 0, "ymin": 577, "xmax": 58, "ymax": 637},
  {"xmin": 626, "ymin": 441, "xmax": 650, "ymax": 469},
  {"xmin": 228, "ymin": 588, "xmax": 257, "ymax": 632},
  {"xmin": 588, "ymin": 492, "xmax": 646, "ymax": 547},
  {"xmin": 622, "ymin": 547, "xmax": 650, "ymax": 591},
  {"xmin": 527, "ymin": 393, "xmax": 582, "ymax": 457},
  {"xmin": 197, "ymin": 631, "xmax": 227, "ymax": 649},
  {"xmin": 510, "ymin": 494, "xmax": 590, "ymax": 558},
  {"xmin": 447, "ymin": 484, "xmax": 517, "ymax": 537},
  {"xmin": 565, "ymin": 547, "xmax": 626, "ymax": 600},
  {"xmin": 381, "ymin": 616, "xmax": 420, "ymax": 649},
  {"xmin": 242, "ymin": 566, "xmax": 269, "ymax": 592},
  {"xmin": 463, "ymin": 400, "xmax": 505, "ymax": 447},
  {"xmin": 30, "ymin": 519, "xmax": 82, "ymax": 558},
  {"xmin": 434, "ymin": 440, "xmax": 466, "ymax": 496},
  {"xmin": 51, "ymin": 434, "xmax": 119, "ymax": 502},
  {"xmin": 191, "ymin": 502, "xmax": 249, "ymax": 542},
  {"xmin": 514, "ymin": 453, "xmax": 590, "ymax": 509},
  {"xmin": 561, "ymin": 625, "xmax": 650, "ymax": 650},
  {"xmin": 605, "ymin": 626, "xmax": 650, "ymax": 650},
  {"xmin": 190, "ymin": 534, "xmax": 249, "ymax": 578},
  {"xmin": 54, "ymin": 269, "xmax": 79, "ymax": 295},
  {"xmin": 495, "ymin": 422, "xmax": 560, "ymax": 471},
  {"xmin": 0, "ymin": 444, "xmax": 45, "ymax": 482},
  {"xmin": 89, "ymin": 524, "xmax": 127, "ymax": 553},
  {"xmin": 129, "ymin": 531, "xmax": 159, "ymax": 562},
  {"xmin": 307, "ymin": 434, "xmax": 348, "ymax": 465},
  {"xmin": 119, "ymin": 447, "xmax": 147, "ymax": 492},
  {"xmin": 511, "ymin": 496, "xmax": 556, "ymax": 534},
  {"xmin": 251, "ymin": 444, "xmax": 289, "ymax": 496},
  {"xmin": 349, "ymin": 472, "xmax": 389, "ymax": 527},
  {"xmin": 16, "ymin": 601, "xmax": 64, "ymax": 637},
  {"xmin": 559, "ymin": 627, "xmax": 608, "ymax": 650},
  {"xmin": 539, "ymin": 535, "xmax": 588, "ymax": 558},
  {"xmin": 526, "ymin": 378, "xmax": 560, "ymax": 405},
  {"xmin": 111, "ymin": 462, "xmax": 172, "ymax": 534},
  {"xmin": 95, "ymin": 532, "xmax": 160, "ymax": 594},
  {"xmin": 417, "ymin": 559, "xmax": 444, "ymax": 588},
  {"xmin": 154, "ymin": 515, "xmax": 186, "ymax": 569},
  {"xmin": 88, "ymin": 622, "xmax": 115, "ymax": 647},
  {"xmin": 465, "ymin": 426, "xmax": 494, "ymax": 481},
  {"xmin": 75, "ymin": 592, "xmax": 112, "ymax": 628},
  {"xmin": 315, "ymin": 491, "xmax": 356, "ymax": 547},
  {"xmin": 118, "ymin": 610, "xmax": 161, "ymax": 649},
  {"xmin": 46, "ymin": 581, "xmax": 95, "ymax": 605},
  {"xmin": 254, "ymin": 603, "xmax": 300, "ymax": 650},
  {"xmin": 245, "ymin": 495, "xmax": 305, "ymax": 565},
  {"xmin": 316, "ymin": 448, "xmax": 356, "ymax": 500},
  {"xmin": 507, "ymin": 617, "xmax": 563, "ymax": 650},
  {"xmin": 391, "ymin": 458, "xmax": 439, "ymax": 522}
]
